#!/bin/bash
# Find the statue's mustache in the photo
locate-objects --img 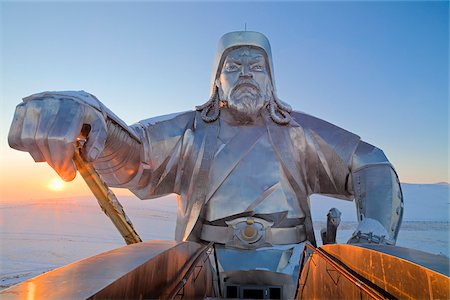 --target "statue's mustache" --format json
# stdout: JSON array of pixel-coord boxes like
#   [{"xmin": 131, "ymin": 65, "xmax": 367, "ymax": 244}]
[{"xmin": 231, "ymin": 78, "xmax": 260, "ymax": 96}]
